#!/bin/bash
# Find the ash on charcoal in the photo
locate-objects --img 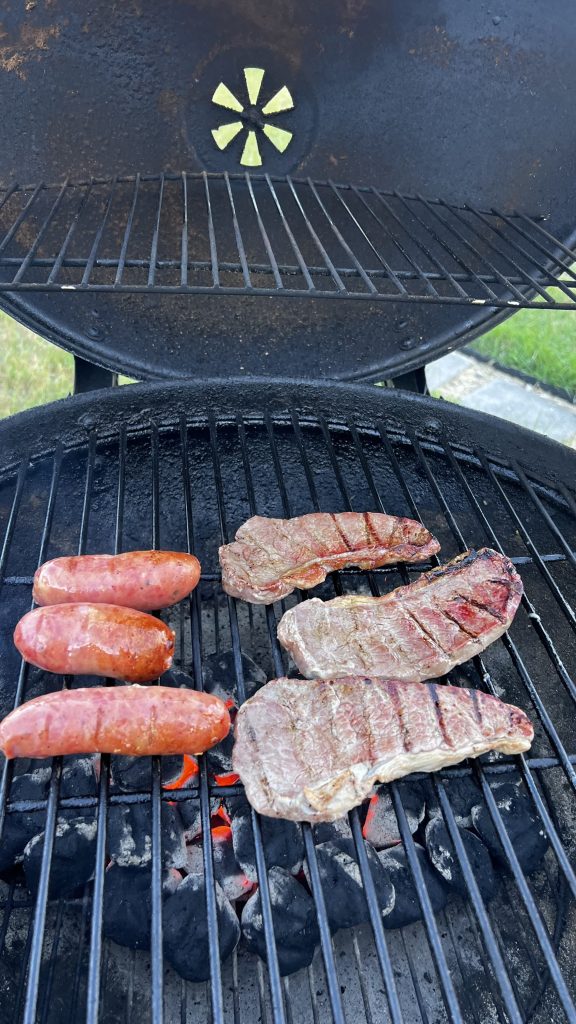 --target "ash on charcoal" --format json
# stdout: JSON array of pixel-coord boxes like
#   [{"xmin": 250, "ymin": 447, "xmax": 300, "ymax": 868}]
[
  {"xmin": 202, "ymin": 650, "xmax": 266, "ymax": 702},
  {"xmin": 378, "ymin": 844, "xmax": 447, "ymax": 929},
  {"xmin": 206, "ymin": 730, "xmax": 235, "ymax": 777},
  {"xmin": 363, "ymin": 782, "xmax": 427, "ymax": 849},
  {"xmin": 163, "ymin": 873, "xmax": 240, "ymax": 982},
  {"xmin": 23, "ymin": 815, "xmax": 97, "ymax": 898},
  {"xmin": 10, "ymin": 765, "xmax": 52, "ymax": 802},
  {"xmin": 305, "ymin": 837, "xmax": 394, "ymax": 932},
  {"xmin": 242, "ymin": 866, "xmax": 320, "ymax": 976},
  {"xmin": 61, "ymin": 756, "xmax": 99, "ymax": 799},
  {"xmin": 232, "ymin": 807, "xmax": 304, "ymax": 881},
  {"xmin": 425, "ymin": 817, "xmax": 497, "ymax": 901},
  {"xmin": 102, "ymin": 863, "xmax": 180, "ymax": 951},
  {"xmin": 186, "ymin": 830, "xmax": 254, "ymax": 902},
  {"xmin": 471, "ymin": 783, "xmax": 549, "ymax": 873},
  {"xmin": 0, "ymin": 810, "xmax": 47, "ymax": 875},
  {"xmin": 108, "ymin": 803, "xmax": 187, "ymax": 869}
]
